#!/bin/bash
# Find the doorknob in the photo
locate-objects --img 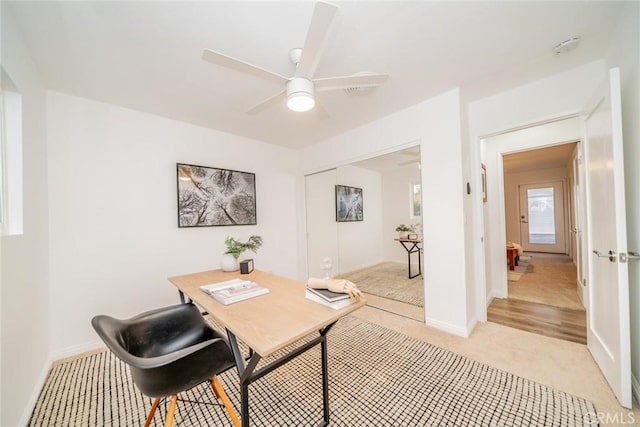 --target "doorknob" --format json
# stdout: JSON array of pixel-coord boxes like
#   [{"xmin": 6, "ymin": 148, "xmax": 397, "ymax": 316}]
[
  {"xmin": 521, "ymin": 220, "xmax": 528, "ymax": 223},
  {"xmin": 592, "ymin": 250, "xmax": 617, "ymax": 262},
  {"xmin": 620, "ymin": 251, "xmax": 640, "ymax": 263}
]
